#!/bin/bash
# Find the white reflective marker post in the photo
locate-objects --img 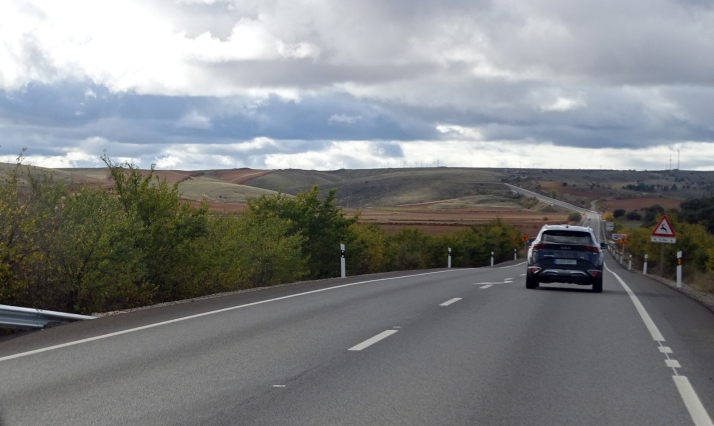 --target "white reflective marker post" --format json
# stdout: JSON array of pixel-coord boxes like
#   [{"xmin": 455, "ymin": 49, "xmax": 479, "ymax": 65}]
[
  {"xmin": 448, "ymin": 247, "xmax": 451, "ymax": 269},
  {"xmin": 643, "ymin": 254, "xmax": 648, "ymax": 275},
  {"xmin": 340, "ymin": 243, "xmax": 346, "ymax": 278},
  {"xmin": 514, "ymin": 249, "xmax": 517, "ymax": 260},
  {"xmin": 677, "ymin": 251, "xmax": 682, "ymax": 288},
  {"xmin": 628, "ymin": 254, "xmax": 632, "ymax": 271},
  {"xmin": 491, "ymin": 251, "xmax": 494, "ymax": 267}
]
